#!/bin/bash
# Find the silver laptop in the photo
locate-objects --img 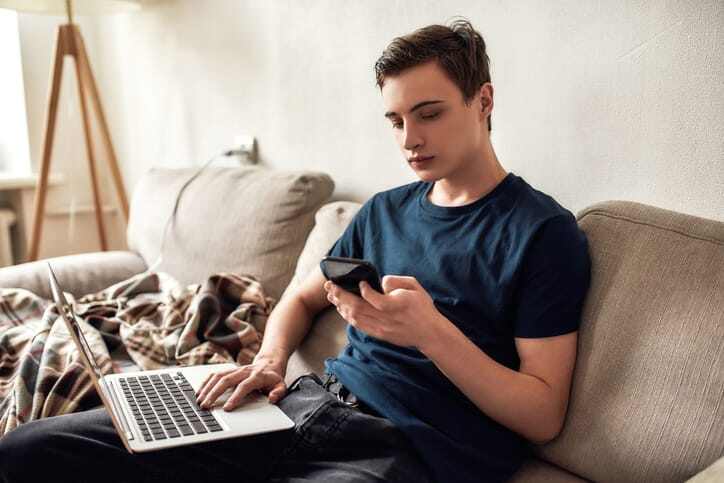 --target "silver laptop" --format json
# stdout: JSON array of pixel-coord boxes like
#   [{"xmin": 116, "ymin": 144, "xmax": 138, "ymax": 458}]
[{"xmin": 47, "ymin": 262, "xmax": 294, "ymax": 453}]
